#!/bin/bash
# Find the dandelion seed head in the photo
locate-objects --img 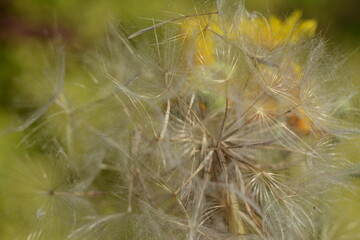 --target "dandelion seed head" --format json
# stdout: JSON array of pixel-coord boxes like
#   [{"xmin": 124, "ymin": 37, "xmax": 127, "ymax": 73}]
[{"xmin": 8, "ymin": 1, "xmax": 360, "ymax": 239}]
